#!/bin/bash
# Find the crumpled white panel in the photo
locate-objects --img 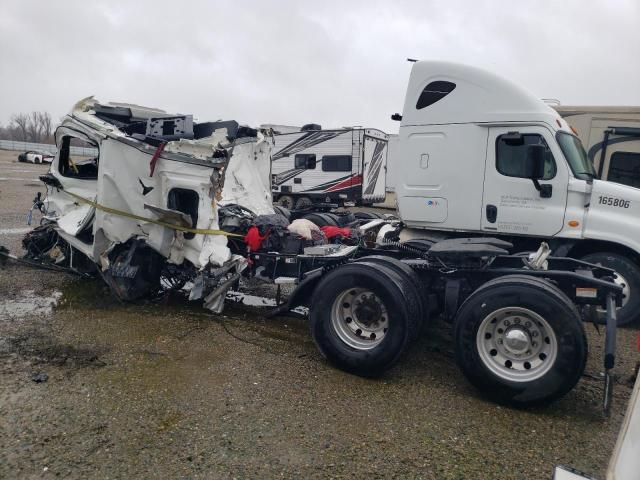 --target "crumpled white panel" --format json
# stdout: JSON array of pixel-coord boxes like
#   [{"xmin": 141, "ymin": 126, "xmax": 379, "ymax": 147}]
[{"xmin": 220, "ymin": 136, "xmax": 274, "ymax": 216}]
